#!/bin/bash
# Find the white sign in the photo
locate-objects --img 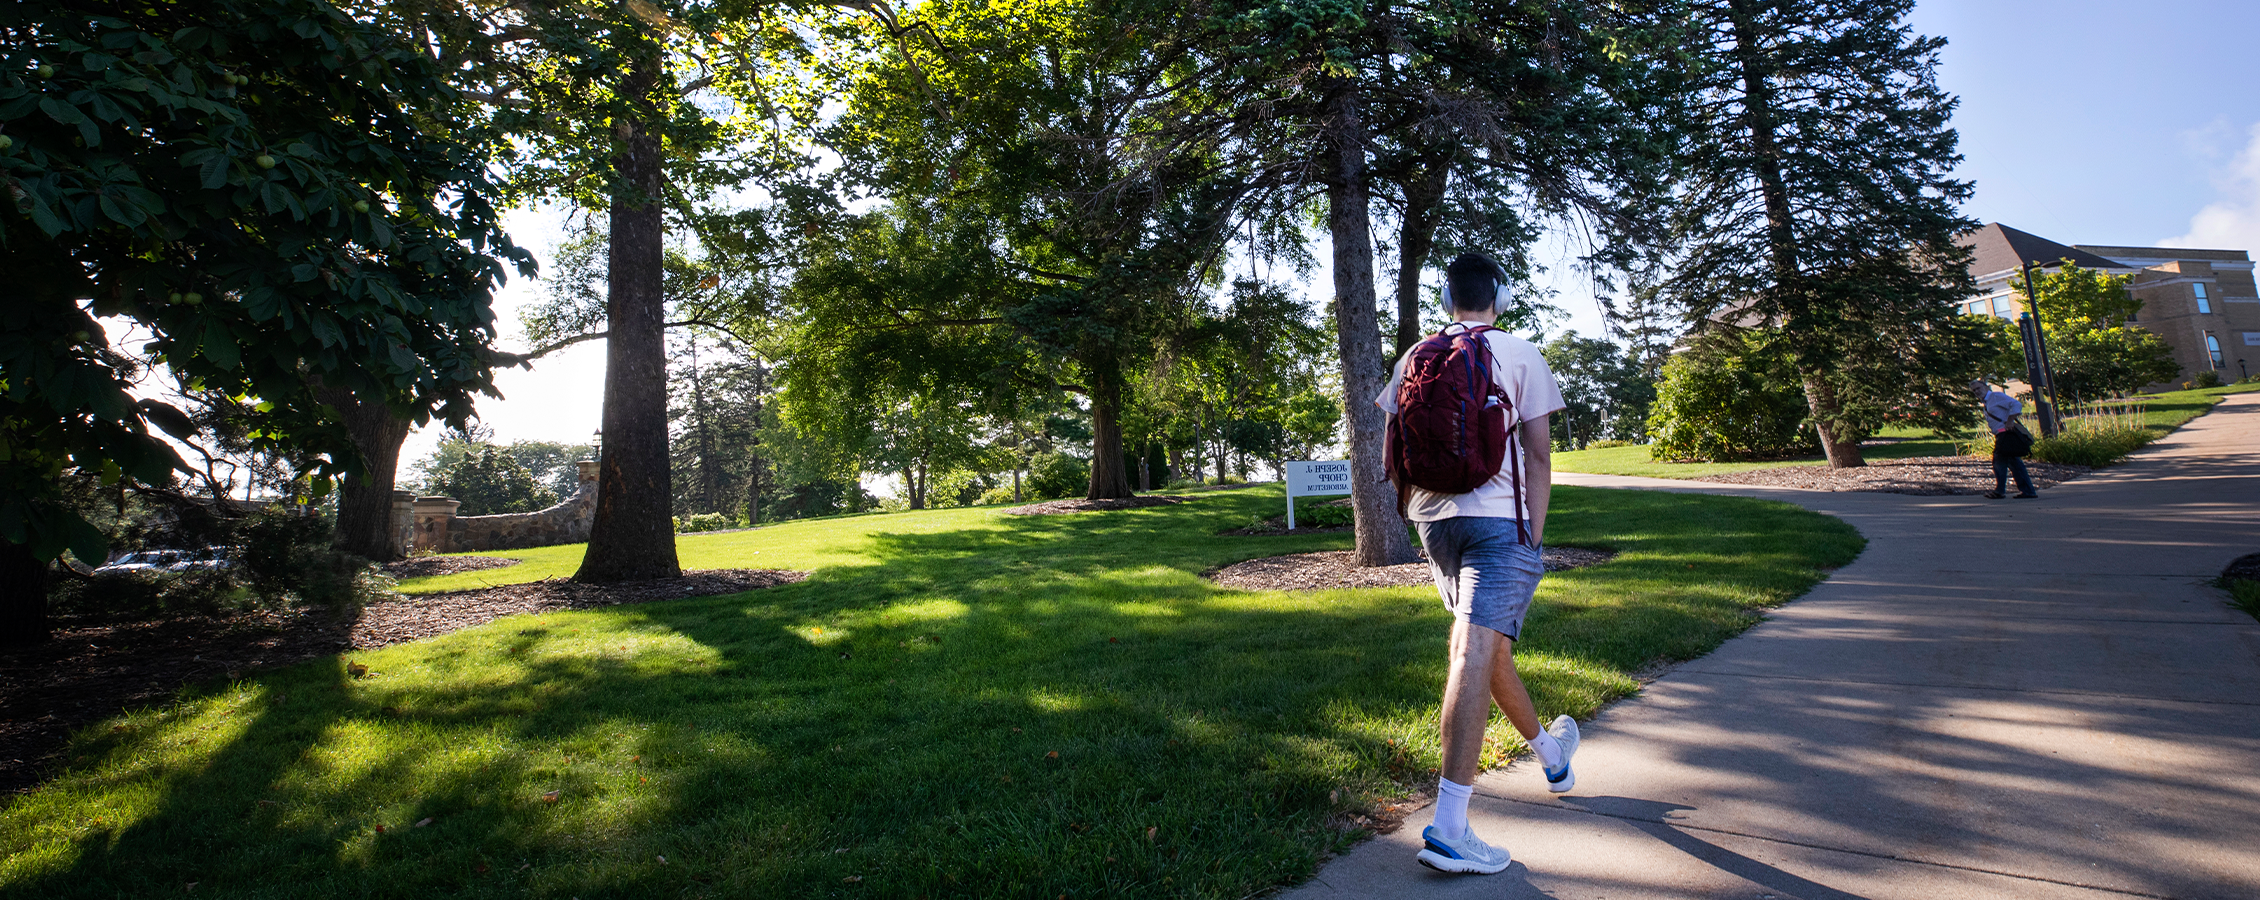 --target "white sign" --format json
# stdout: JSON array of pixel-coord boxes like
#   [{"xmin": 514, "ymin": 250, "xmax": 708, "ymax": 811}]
[
  {"xmin": 1283, "ymin": 460, "xmax": 1352, "ymax": 529},
  {"xmin": 2243, "ymin": 332, "xmax": 2260, "ymax": 346}
]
